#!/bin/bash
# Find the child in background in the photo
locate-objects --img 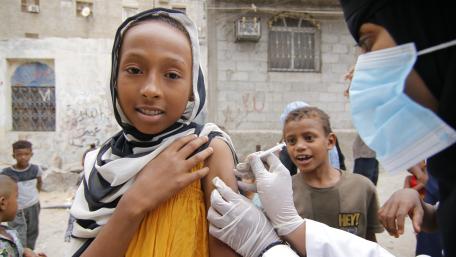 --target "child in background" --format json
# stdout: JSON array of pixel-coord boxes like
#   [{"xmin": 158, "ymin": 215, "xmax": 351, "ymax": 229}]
[
  {"xmin": 0, "ymin": 175, "xmax": 46, "ymax": 257},
  {"xmin": 68, "ymin": 8, "xmax": 238, "ymax": 257},
  {"xmin": 284, "ymin": 107, "xmax": 384, "ymax": 241},
  {"xmin": 1, "ymin": 140, "xmax": 42, "ymax": 250},
  {"xmin": 278, "ymin": 101, "xmax": 346, "ymax": 175},
  {"xmin": 404, "ymin": 160, "xmax": 428, "ymax": 199}
]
